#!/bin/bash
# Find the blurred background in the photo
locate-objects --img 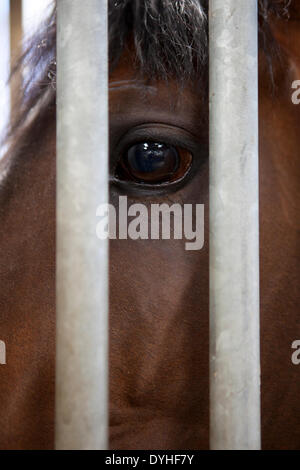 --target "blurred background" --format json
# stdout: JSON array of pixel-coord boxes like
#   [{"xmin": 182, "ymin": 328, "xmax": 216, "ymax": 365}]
[{"xmin": 0, "ymin": 0, "xmax": 52, "ymax": 146}]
